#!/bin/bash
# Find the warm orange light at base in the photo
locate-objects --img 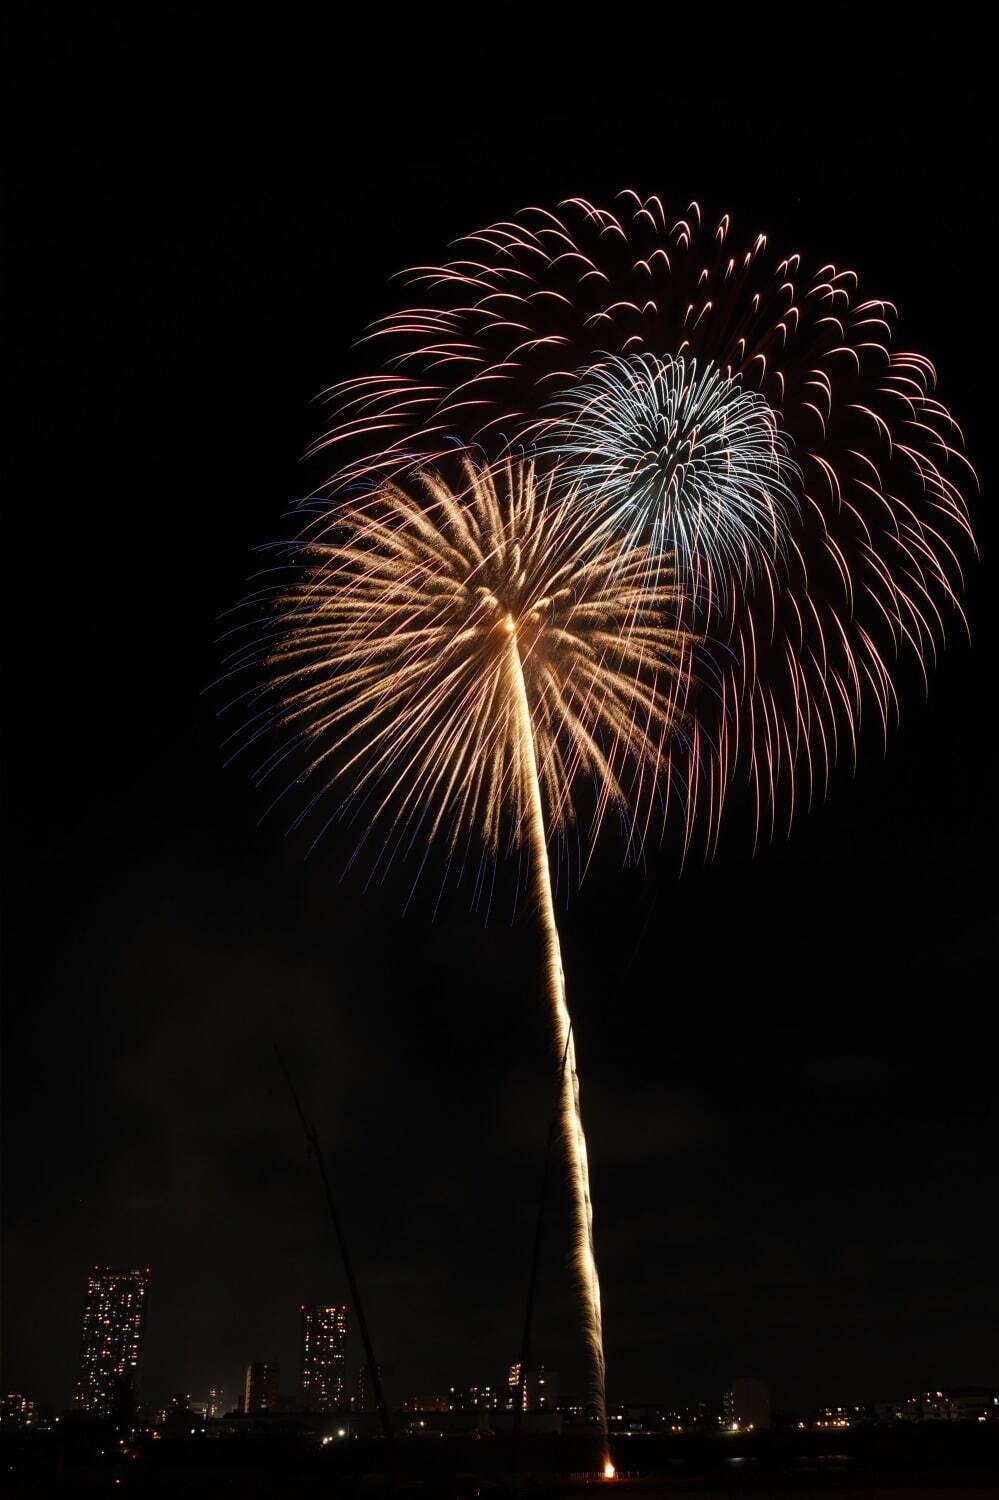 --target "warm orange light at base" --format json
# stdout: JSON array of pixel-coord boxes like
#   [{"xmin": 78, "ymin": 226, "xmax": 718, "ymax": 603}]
[{"xmin": 603, "ymin": 1461, "xmax": 616, "ymax": 1480}]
